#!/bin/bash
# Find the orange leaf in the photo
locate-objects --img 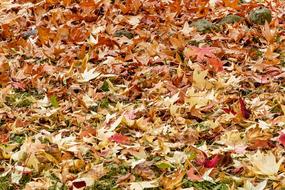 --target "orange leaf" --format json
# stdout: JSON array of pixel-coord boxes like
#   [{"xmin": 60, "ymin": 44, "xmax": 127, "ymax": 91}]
[
  {"xmin": 80, "ymin": 126, "xmax": 97, "ymax": 138},
  {"xmin": 161, "ymin": 170, "xmax": 185, "ymax": 189},
  {"xmin": 37, "ymin": 27, "xmax": 51, "ymax": 44},
  {"xmin": 261, "ymin": 22, "xmax": 275, "ymax": 44},
  {"xmin": 69, "ymin": 27, "xmax": 89, "ymax": 43},
  {"xmin": 170, "ymin": 34, "xmax": 185, "ymax": 50},
  {"xmin": 207, "ymin": 57, "xmax": 224, "ymax": 72},
  {"xmin": 0, "ymin": 134, "xmax": 9, "ymax": 144},
  {"xmin": 129, "ymin": 0, "xmax": 142, "ymax": 13},
  {"xmin": 223, "ymin": 0, "xmax": 239, "ymax": 9},
  {"xmin": 62, "ymin": 0, "xmax": 71, "ymax": 6}
]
